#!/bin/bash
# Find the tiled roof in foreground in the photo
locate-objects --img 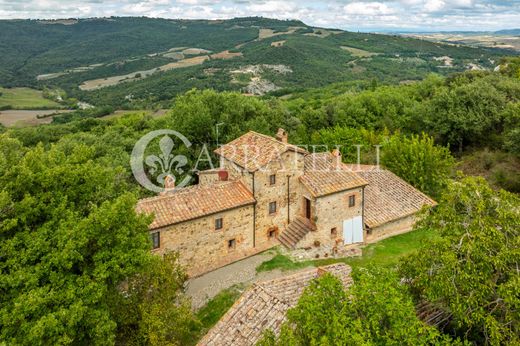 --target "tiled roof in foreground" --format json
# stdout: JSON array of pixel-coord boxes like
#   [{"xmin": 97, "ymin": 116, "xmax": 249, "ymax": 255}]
[
  {"xmin": 343, "ymin": 164, "xmax": 437, "ymax": 228},
  {"xmin": 198, "ymin": 263, "xmax": 352, "ymax": 346},
  {"xmin": 300, "ymin": 152, "xmax": 368, "ymax": 197},
  {"xmin": 215, "ymin": 131, "xmax": 307, "ymax": 172},
  {"xmin": 136, "ymin": 181, "xmax": 255, "ymax": 229}
]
